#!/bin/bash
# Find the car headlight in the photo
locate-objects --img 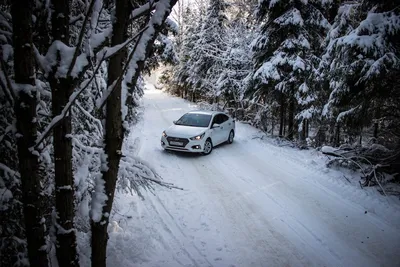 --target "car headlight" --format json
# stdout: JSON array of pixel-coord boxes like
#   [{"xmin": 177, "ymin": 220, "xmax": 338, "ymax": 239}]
[
  {"xmin": 190, "ymin": 132, "xmax": 205, "ymax": 140},
  {"xmin": 162, "ymin": 131, "xmax": 167, "ymax": 137}
]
